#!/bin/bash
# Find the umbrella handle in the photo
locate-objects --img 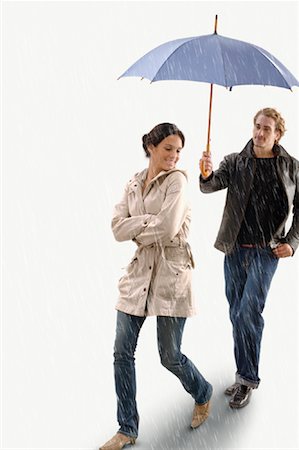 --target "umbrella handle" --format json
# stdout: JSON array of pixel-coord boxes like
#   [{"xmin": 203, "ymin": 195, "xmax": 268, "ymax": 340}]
[{"xmin": 200, "ymin": 144, "xmax": 211, "ymax": 177}]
